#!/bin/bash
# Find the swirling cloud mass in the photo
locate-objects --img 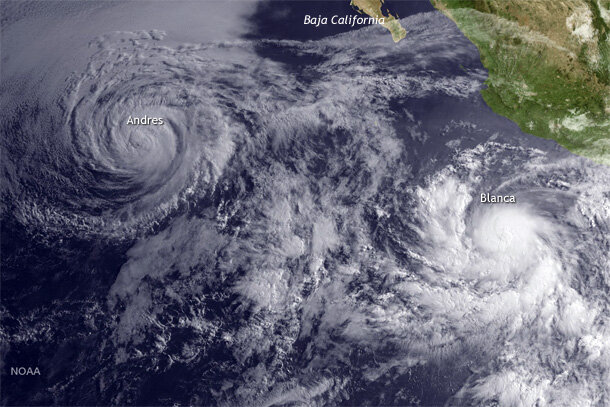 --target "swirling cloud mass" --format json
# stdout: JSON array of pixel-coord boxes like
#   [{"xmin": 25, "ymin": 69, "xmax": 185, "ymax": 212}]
[{"xmin": 2, "ymin": 2, "xmax": 610, "ymax": 406}]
